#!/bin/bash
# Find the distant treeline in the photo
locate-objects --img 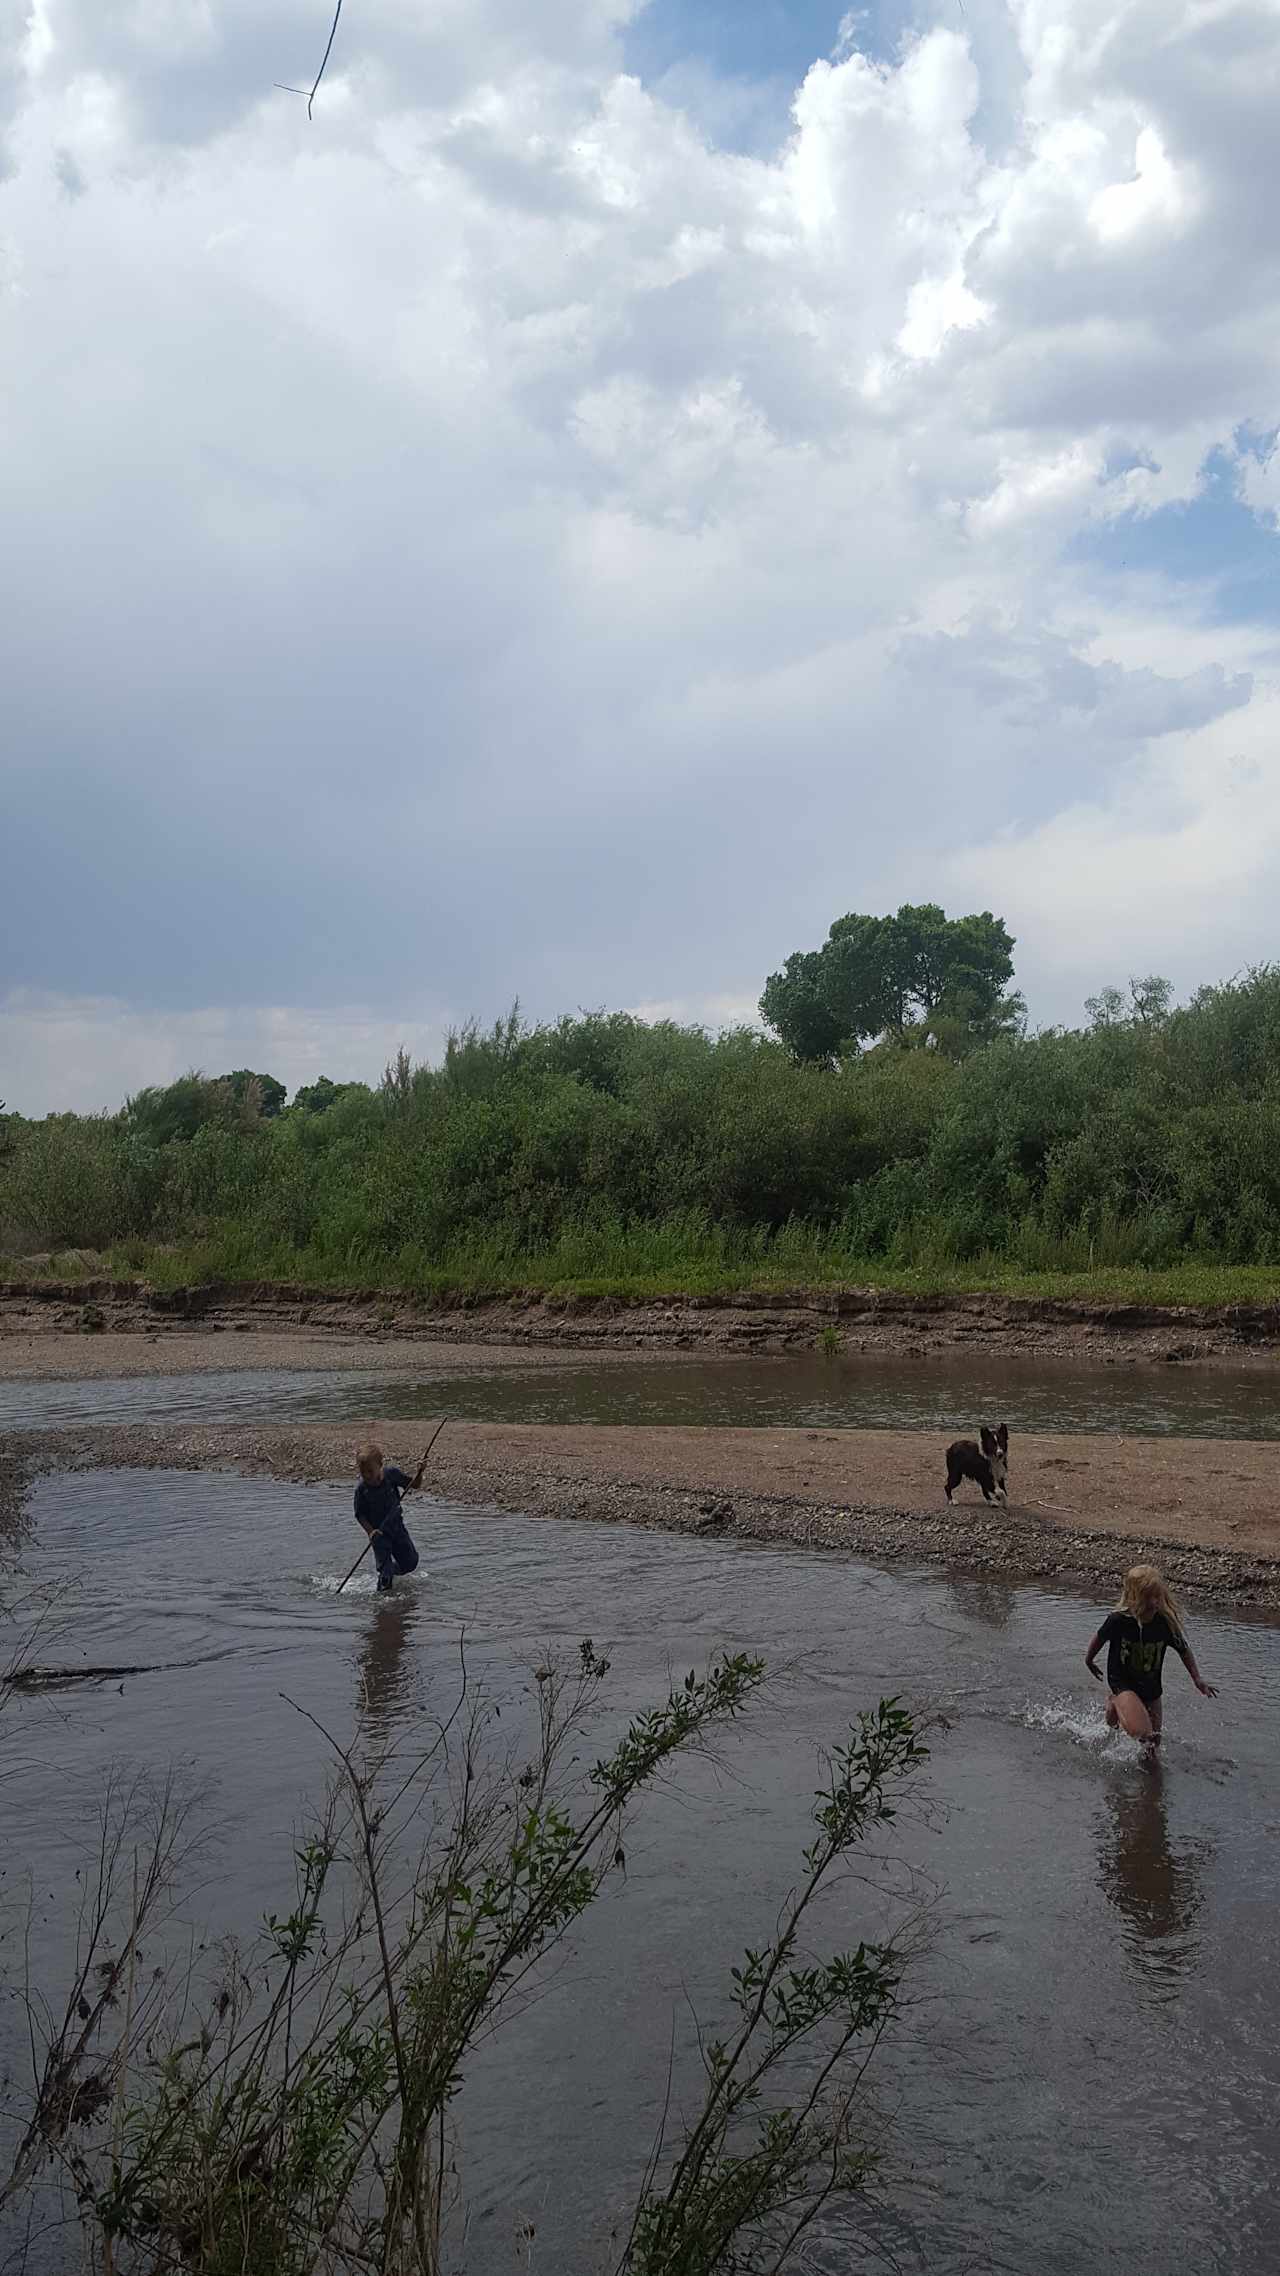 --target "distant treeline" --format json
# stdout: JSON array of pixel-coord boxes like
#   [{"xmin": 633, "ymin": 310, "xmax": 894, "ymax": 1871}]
[{"xmin": 5, "ymin": 962, "xmax": 1280, "ymax": 1290}]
